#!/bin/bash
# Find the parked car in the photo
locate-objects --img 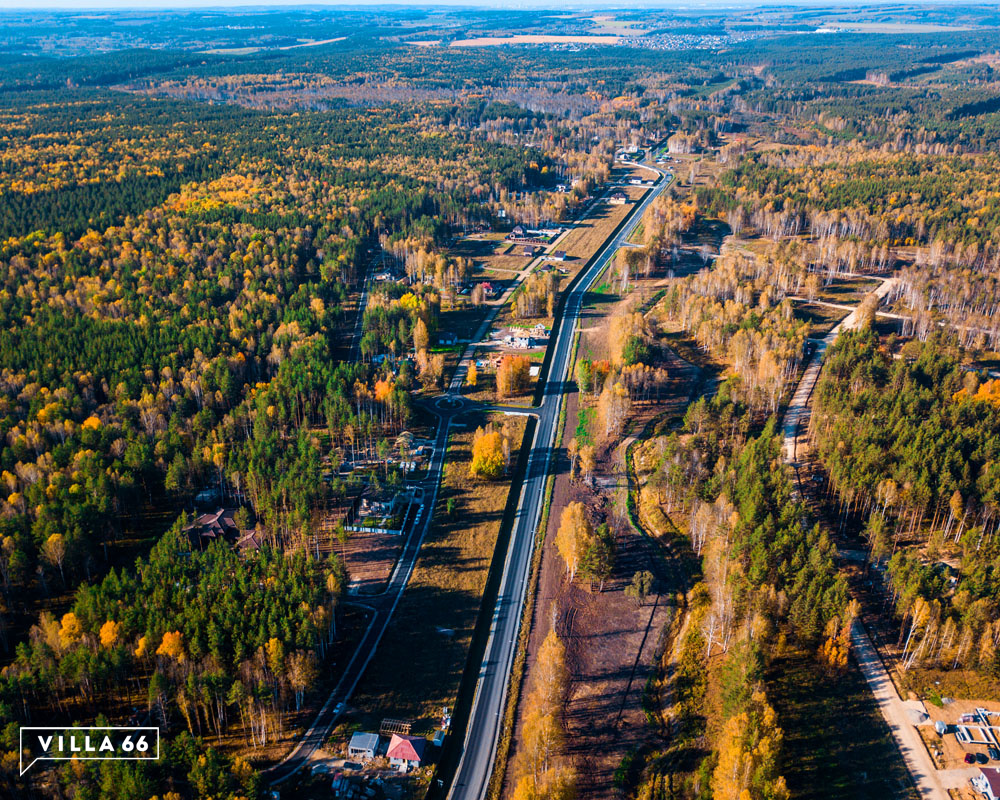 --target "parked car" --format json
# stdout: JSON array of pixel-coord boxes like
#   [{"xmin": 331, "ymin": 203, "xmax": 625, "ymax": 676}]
[
  {"xmin": 977, "ymin": 752, "xmax": 990, "ymax": 765},
  {"xmin": 988, "ymin": 747, "xmax": 1000, "ymax": 761},
  {"xmin": 965, "ymin": 753, "xmax": 977, "ymax": 764}
]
